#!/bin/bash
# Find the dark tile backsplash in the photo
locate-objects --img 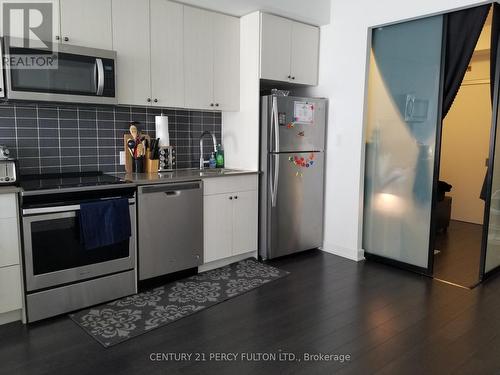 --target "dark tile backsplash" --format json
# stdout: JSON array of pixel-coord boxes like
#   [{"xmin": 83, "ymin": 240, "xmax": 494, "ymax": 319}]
[{"xmin": 0, "ymin": 102, "xmax": 222, "ymax": 174}]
